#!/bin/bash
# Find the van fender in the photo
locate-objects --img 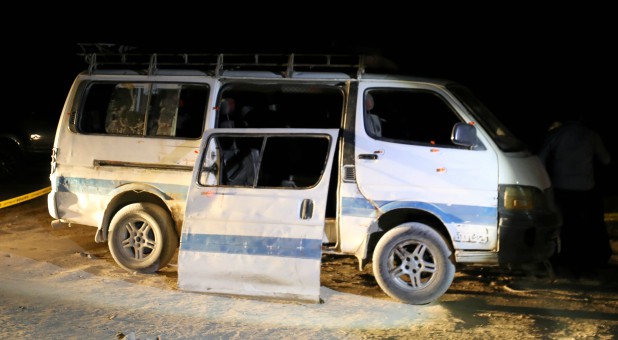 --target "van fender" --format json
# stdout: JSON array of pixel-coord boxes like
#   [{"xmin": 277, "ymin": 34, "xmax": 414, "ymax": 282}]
[
  {"xmin": 357, "ymin": 200, "xmax": 456, "ymax": 269},
  {"xmin": 379, "ymin": 200, "xmax": 498, "ymax": 250},
  {"xmin": 94, "ymin": 183, "xmax": 172, "ymax": 243},
  {"xmin": 378, "ymin": 200, "xmax": 457, "ymax": 224}
]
